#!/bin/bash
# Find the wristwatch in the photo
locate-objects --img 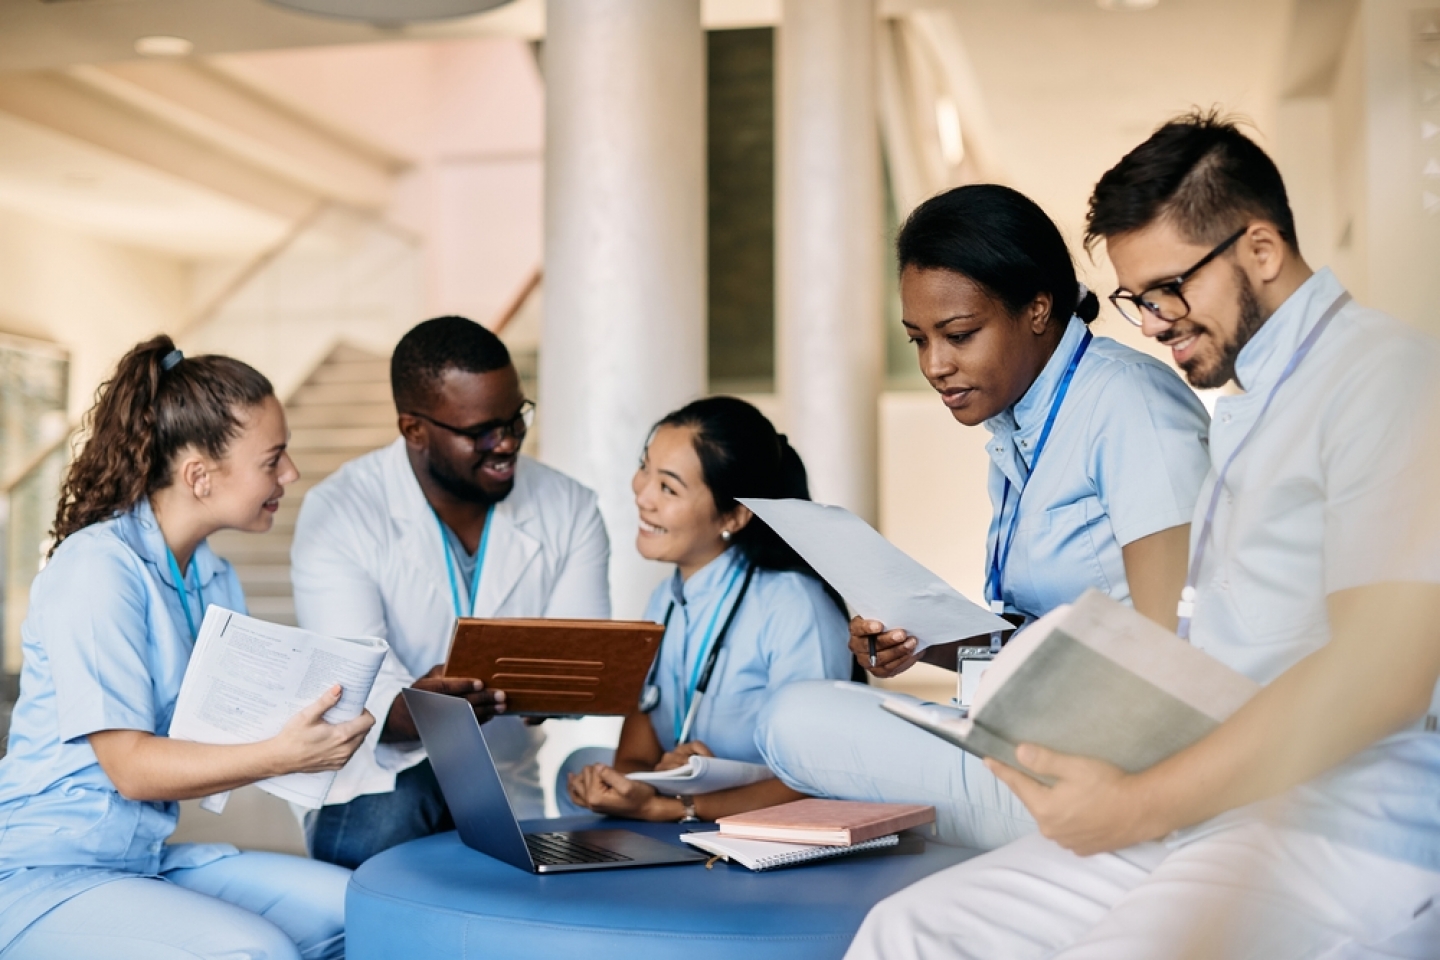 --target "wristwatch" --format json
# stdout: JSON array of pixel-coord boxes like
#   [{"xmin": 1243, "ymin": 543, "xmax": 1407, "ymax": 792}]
[{"xmin": 677, "ymin": 795, "xmax": 700, "ymax": 823}]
